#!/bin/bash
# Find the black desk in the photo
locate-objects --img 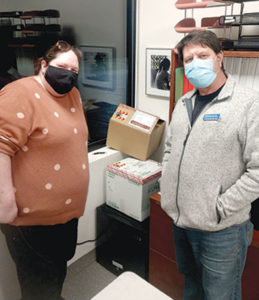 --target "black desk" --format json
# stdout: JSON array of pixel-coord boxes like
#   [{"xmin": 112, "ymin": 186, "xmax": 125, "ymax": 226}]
[{"xmin": 96, "ymin": 204, "xmax": 149, "ymax": 279}]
